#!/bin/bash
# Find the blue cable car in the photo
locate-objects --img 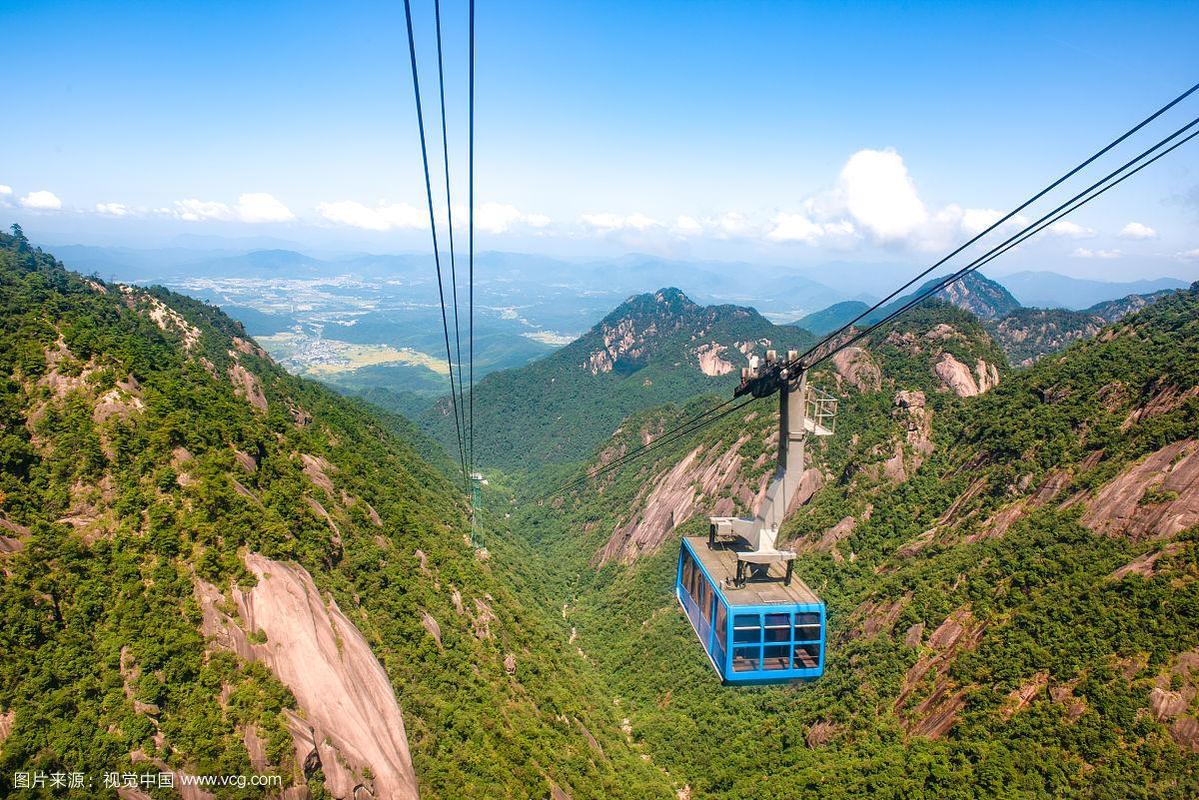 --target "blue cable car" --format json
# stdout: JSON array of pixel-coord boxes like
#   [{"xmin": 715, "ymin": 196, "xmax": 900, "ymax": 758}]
[
  {"xmin": 676, "ymin": 536, "xmax": 825, "ymax": 684},
  {"xmin": 673, "ymin": 360, "xmax": 835, "ymax": 684}
]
